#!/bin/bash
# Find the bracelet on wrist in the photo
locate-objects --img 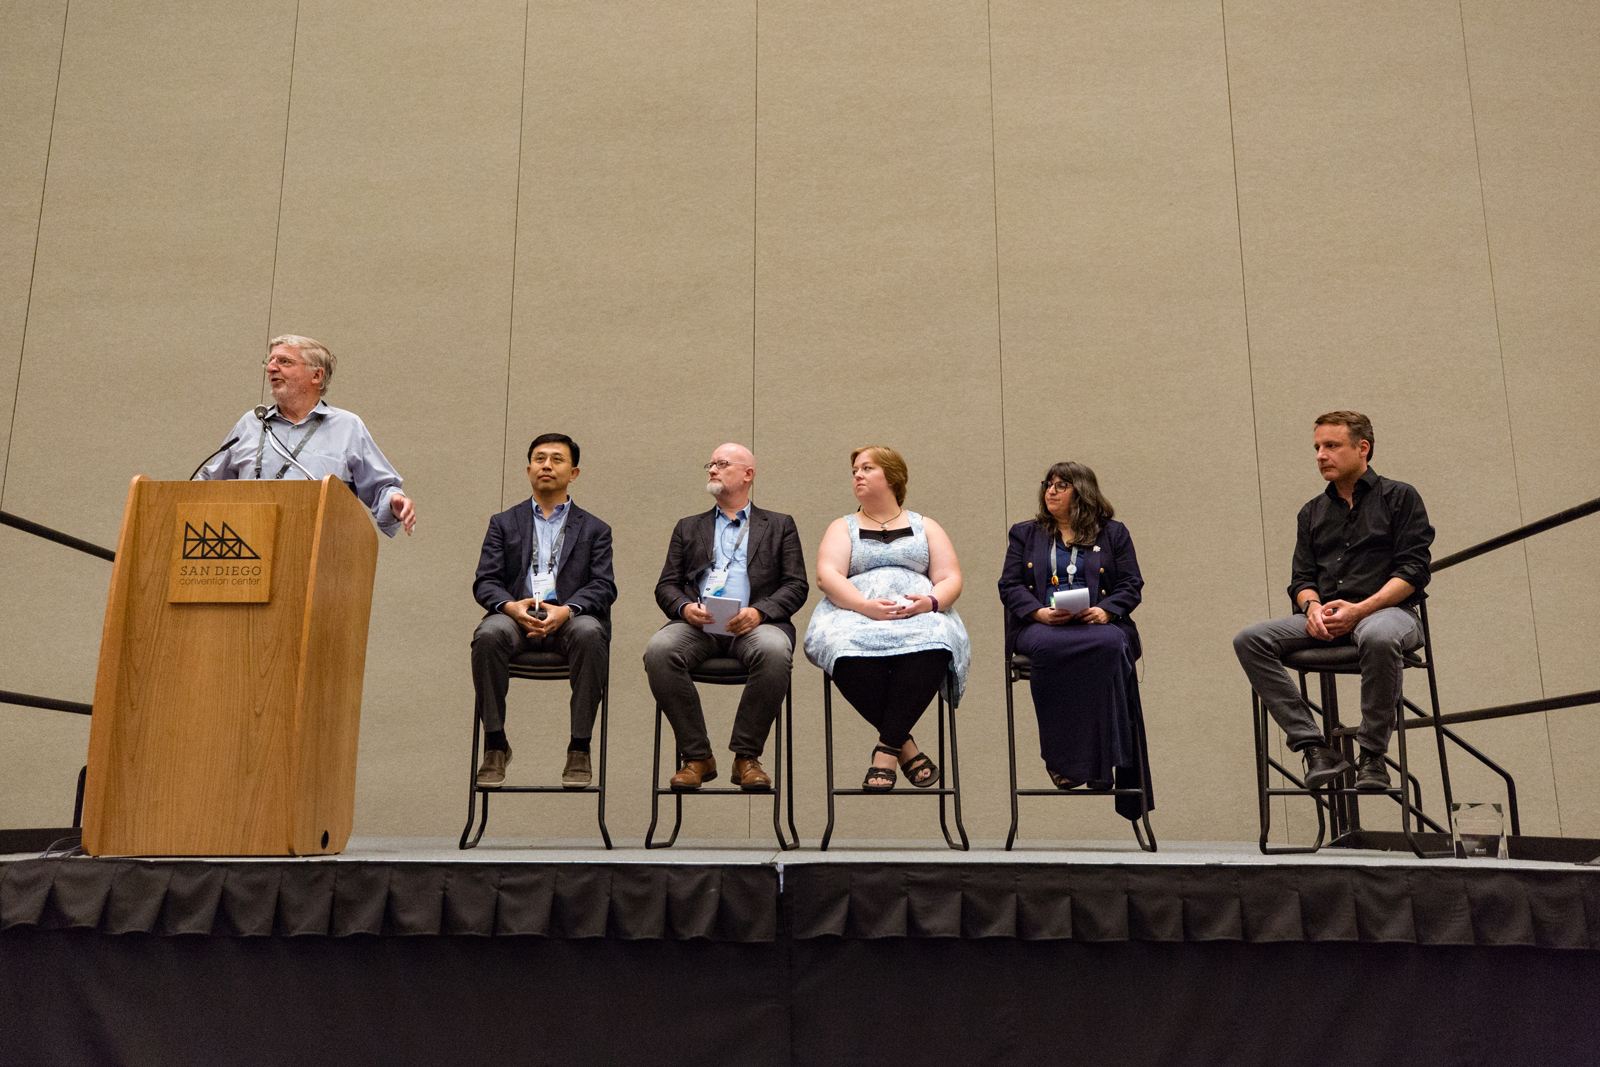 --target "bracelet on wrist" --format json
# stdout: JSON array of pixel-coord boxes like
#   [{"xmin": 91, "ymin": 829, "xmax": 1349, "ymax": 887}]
[{"xmin": 928, "ymin": 595, "xmax": 940, "ymax": 614}]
